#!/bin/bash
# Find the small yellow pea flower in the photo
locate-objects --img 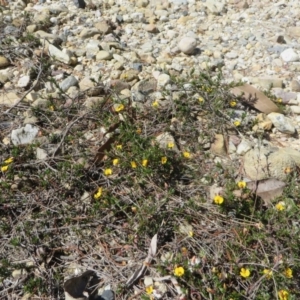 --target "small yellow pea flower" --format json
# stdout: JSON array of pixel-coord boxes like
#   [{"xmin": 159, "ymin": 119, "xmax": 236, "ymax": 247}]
[
  {"xmin": 188, "ymin": 231, "xmax": 194, "ymax": 237},
  {"xmin": 142, "ymin": 159, "xmax": 148, "ymax": 167},
  {"xmin": 167, "ymin": 142, "xmax": 174, "ymax": 149},
  {"xmin": 145, "ymin": 285, "xmax": 153, "ymax": 295},
  {"xmin": 1, "ymin": 165, "xmax": 8, "ymax": 172},
  {"xmin": 94, "ymin": 187, "xmax": 102, "ymax": 199},
  {"xmin": 115, "ymin": 104, "xmax": 124, "ymax": 112},
  {"xmin": 183, "ymin": 151, "xmax": 191, "ymax": 159},
  {"xmin": 131, "ymin": 161, "xmax": 137, "ymax": 169},
  {"xmin": 131, "ymin": 206, "xmax": 137, "ymax": 213},
  {"xmin": 198, "ymin": 97, "xmax": 204, "ymax": 103},
  {"xmin": 174, "ymin": 266, "xmax": 185, "ymax": 277},
  {"xmin": 161, "ymin": 156, "xmax": 167, "ymax": 164},
  {"xmin": 113, "ymin": 158, "xmax": 119, "ymax": 166},
  {"xmin": 234, "ymin": 120, "xmax": 241, "ymax": 127},
  {"xmin": 278, "ymin": 290, "xmax": 289, "ymax": 300},
  {"xmin": 214, "ymin": 195, "xmax": 224, "ymax": 205},
  {"xmin": 104, "ymin": 168, "xmax": 112, "ymax": 176},
  {"xmin": 4, "ymin": 157, "xmax": 13, "ymax": 164},
  {"xmin": 49, "ymin": 105, "xmax": 55, "ymax": 111},
  {"xmin": 116, "ymin": 144, "xmax": 122, "ymax": 150},
  {"xmin": 240, "ymin": 268, "xmax": 251, "ymax": 278},
  {"xmin": 275, "ymin": 201, "xmax": 285, "ymax": 211},
  {"xmin": 152, "ymin": 100, "xmax": 159, "ymax": 108},
  {"xmin": 230, "ymin": 101, "xmax": 237, "ymax": 107},
  {"xmin": 237, "ymin": 181, "xmax": 246, "ymax": 189},
  {"xmin": 277, "ymin": 98, "xmax": 283, "ymax": 103},
  {"xmin": 283, "ymin": 268, "xmax": 293, "ymax": 278},
  {"xmin": 263, "ymin": 269, "xmax": 273, "ymax": 279}
]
